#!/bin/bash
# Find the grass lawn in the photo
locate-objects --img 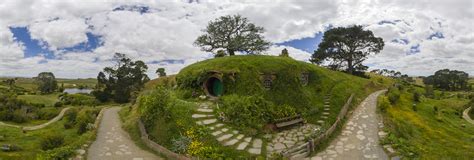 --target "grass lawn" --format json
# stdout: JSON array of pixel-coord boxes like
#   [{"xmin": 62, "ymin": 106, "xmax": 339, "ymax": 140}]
[
  {"xmin": 17, "ymin": 93, "xmax": 60, "ymax": 106},
  {"xmin": 379, "ymin": 86, "xmax": 474, "ymax": 159}
]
